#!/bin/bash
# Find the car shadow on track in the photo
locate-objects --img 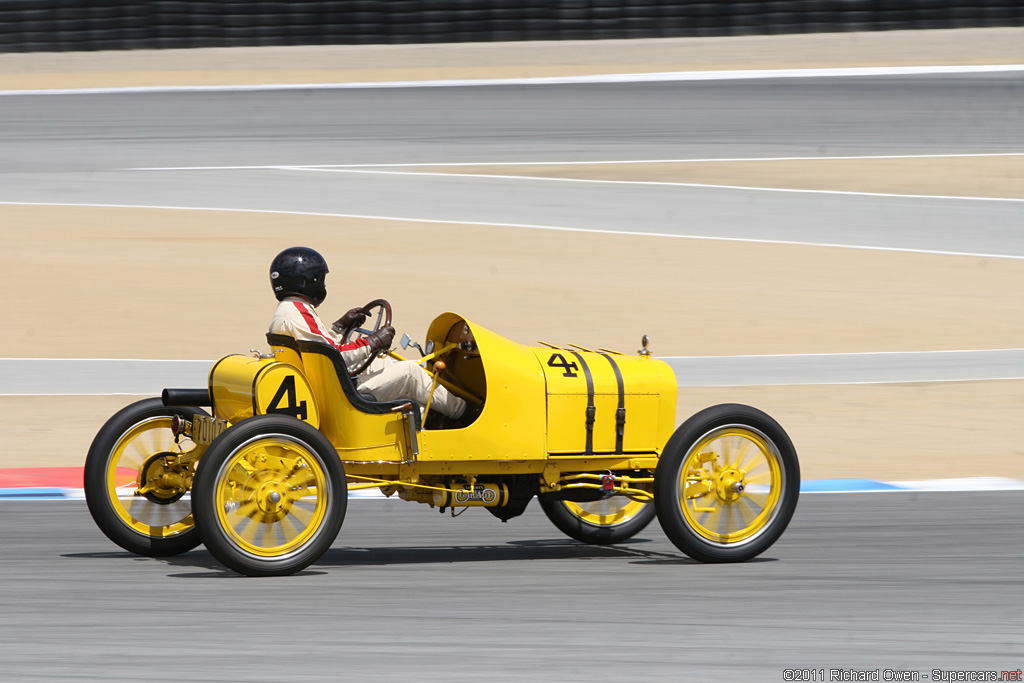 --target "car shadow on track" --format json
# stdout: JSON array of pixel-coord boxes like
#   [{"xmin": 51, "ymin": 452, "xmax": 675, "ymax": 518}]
[
  {"xmin": 63, "ymin": 537, "xmax": 708, "ymax": 578},
  {"xmin": 314, "ymin": 537, "xmax": 690, "ymax": 567},
  {"xmin": 63, "ymin": 549, "xmax": 226, "ymax": 572}
]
